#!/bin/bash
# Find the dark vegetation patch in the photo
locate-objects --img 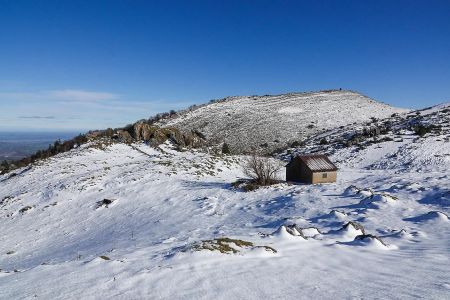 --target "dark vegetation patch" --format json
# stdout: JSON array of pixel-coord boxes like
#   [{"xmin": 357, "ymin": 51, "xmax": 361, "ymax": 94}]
[
  {"xmin": 231, "ymin": 178, "xmax": 283, "ymax": 192},
  {"xmin": 19, "ymin": 206, "xmax": 33, "ymax": 214},
  {"xmin": 0, "ymin": 196, "xmax": 13, "ymax": 206},
  {"xmin": 96, "ymin": 199, "xmax": 115, "ymax": 209},
  {"xmin": 222, "ymin": 142, "xmax": 231, "ymax": 154},
  {"xmin": 231, "ymin": 179, "xmax": 261, "ymax": 192}
]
